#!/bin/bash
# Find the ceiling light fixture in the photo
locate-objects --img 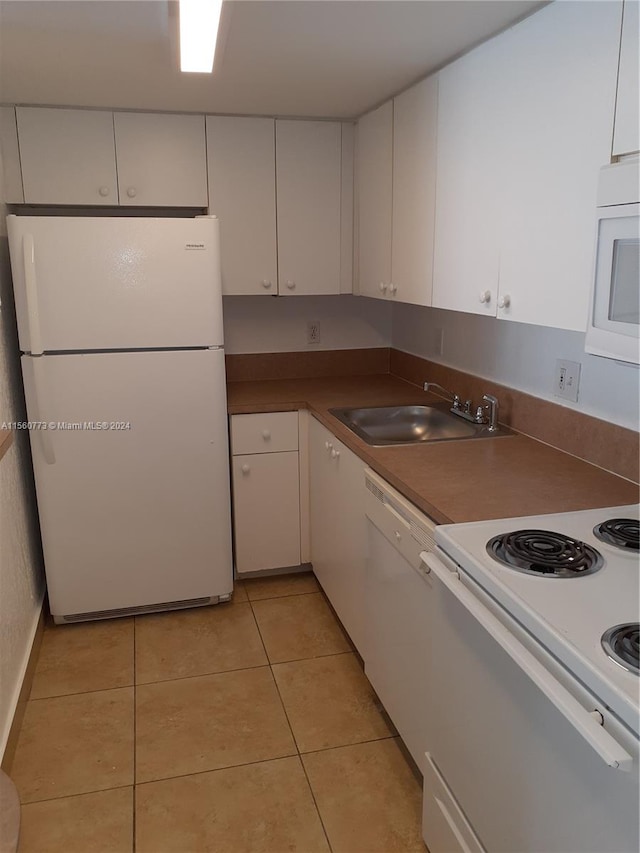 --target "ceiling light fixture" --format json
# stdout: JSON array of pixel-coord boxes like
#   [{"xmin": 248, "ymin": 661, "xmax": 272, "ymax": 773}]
[{"xmin": 179, "ymin": 0, "xmax": 223, "ymax": 73}]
